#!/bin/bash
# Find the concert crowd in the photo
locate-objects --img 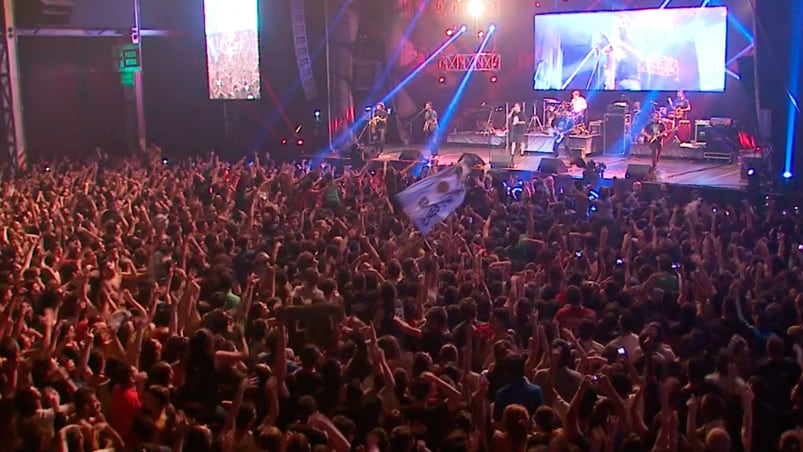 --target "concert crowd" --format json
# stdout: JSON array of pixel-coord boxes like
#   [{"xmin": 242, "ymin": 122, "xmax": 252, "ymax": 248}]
[{"xmin": 2, "ymin": 150, "xmax": 803, "ymax": 452}]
